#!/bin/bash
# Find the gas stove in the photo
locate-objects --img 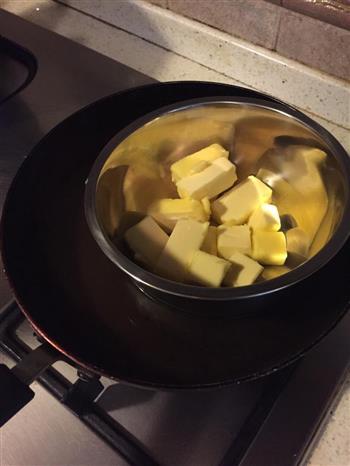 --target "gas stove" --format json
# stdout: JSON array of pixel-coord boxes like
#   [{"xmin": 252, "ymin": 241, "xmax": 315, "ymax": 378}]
[{"xmin": 0, "ymin": 9, "xmax": 349, "ymax": 466}]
